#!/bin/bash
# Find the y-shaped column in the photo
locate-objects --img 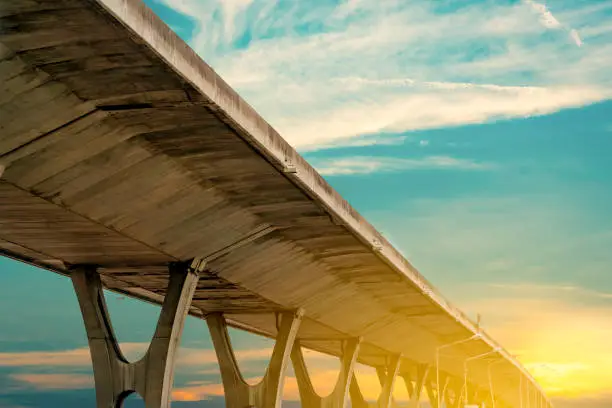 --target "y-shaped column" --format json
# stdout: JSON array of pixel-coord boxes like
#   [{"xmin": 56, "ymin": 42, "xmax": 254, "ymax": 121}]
[
  {"xmin": 426, "ymin": 373, "xmax": 452, "ymax": 408},
  {"xmin": 349, "ymin": 354, "xmax": 401, "ymax": 408},
  {"xmin": 443, "ymin": 379, "xmax": 459, "ymax": 408},
  {"xmin": 71, "ymin": 262, "xmax": 200, "ymax": 408},
  {"xmin": 291, "ymin": 338, "xmax": 361, "ymax": 408},
  {"xmin": 404, "ymin": 364, "xmax": 430, "ymax": 408},
  {"xmin": 206, "ymin": 311, "xmax": 303, "ymax": 408},
  {"xmin": 426, "ymin": 372, "xmax": 448, "ymax": 408},
  {"xmin": 439, "ymin": 374, "xmax": 451, "ymax": 408},
  {"xmin": 466, "ymin": 385, "xmax": 482, "ymax": 407},
  {"xmin": 452, "ymin": 382, "xmax": 466, "ymax": 408},
  {"xmin": 444, "ymin": 387, "xmax": 455, "ymax": 408}
]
